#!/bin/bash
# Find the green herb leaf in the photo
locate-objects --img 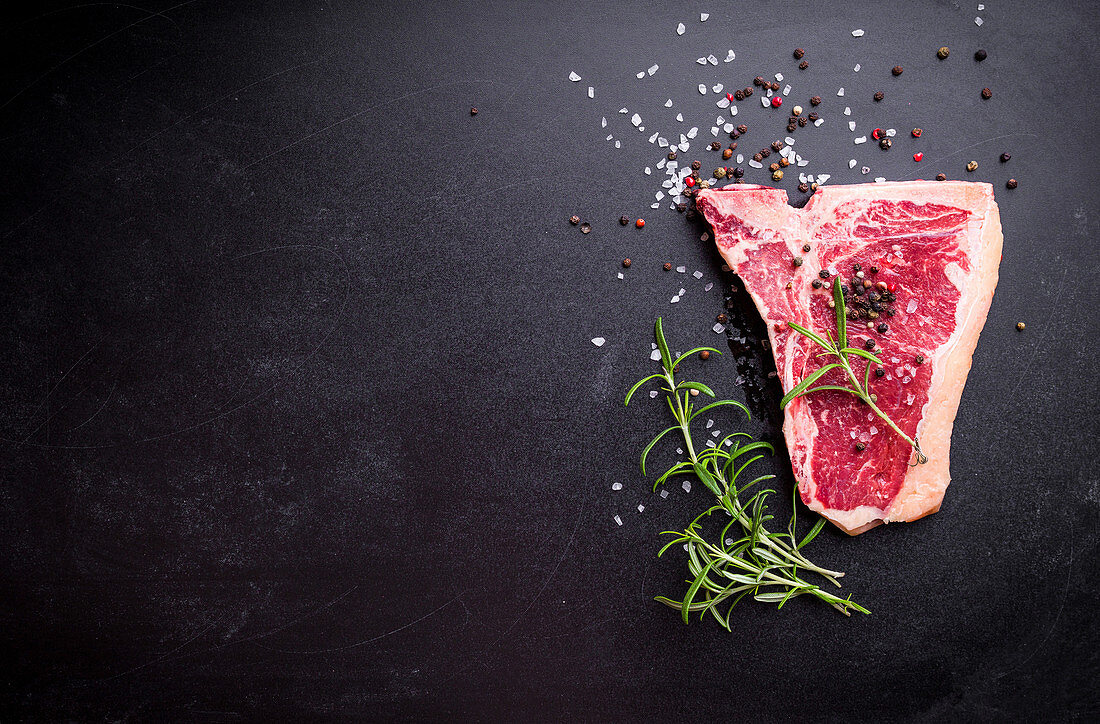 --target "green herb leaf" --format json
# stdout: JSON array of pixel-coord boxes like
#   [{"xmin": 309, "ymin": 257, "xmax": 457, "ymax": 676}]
[
  {"xmin": 625, "ymin": 373, "xmax": 665, "ymax": 406},
  {"xmin": 780, "ymin": 363, "xmax": 843, "ymax": 409},
  {"xmin": 654, "ymin": 317, "xmax": 672, "ymax": 369},
  {"xmin": 673, "ymin": 347, "xmax": 723, "ymax": 369},
  {"xmin": 676, "ymin": 381, "xmax": 716, "ymax": 397},
  {"xmin": 833, "ymin": 278, "xmax": 847, "ymax": 351}
]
